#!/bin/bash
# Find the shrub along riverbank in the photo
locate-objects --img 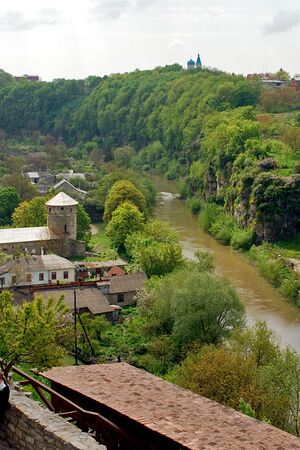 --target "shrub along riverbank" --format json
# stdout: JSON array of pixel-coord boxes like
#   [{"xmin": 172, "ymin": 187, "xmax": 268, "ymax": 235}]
[{"xmin": 192, "ymin": 200, "xmax": 300, "ymax": 307}]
